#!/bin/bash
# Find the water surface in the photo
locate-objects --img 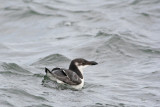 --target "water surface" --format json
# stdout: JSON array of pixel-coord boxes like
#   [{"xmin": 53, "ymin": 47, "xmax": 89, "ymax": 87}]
[{"xmin": 0, "ymin": 0, "xmax": 160, "ymax": 107}]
